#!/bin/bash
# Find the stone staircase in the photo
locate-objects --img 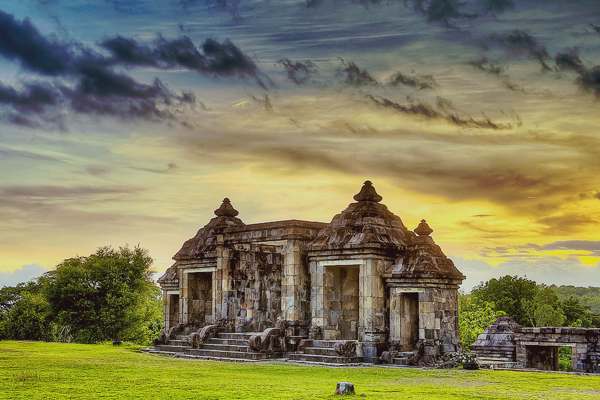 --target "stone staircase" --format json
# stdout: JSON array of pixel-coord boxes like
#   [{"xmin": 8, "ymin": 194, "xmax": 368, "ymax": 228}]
[
  {"xmin": 151, "ymin": 332, "xmax": 283, "ymax": 362},
  {"xmin": 288, "ymin": 340, "xmax": 361, "ymax": 365}
]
